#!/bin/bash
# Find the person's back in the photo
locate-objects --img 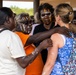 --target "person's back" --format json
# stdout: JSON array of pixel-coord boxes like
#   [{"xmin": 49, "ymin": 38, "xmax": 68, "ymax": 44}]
[
  {"xmin": 51, "ymin": 34, "xmax": 73, "ymax": 75},
  {"xmin": 42, "ymin": 32, "xmax": 74, "ymax": 75},
  {"xmin": 0, "ymin": 30, "xmax": 25, "ymax": 75},
  {"xmin": 0, "ymin": 7, "xmax": 26, "ymax": 75}
]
